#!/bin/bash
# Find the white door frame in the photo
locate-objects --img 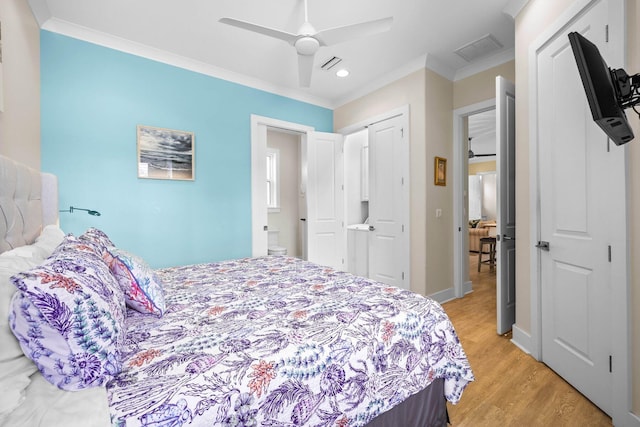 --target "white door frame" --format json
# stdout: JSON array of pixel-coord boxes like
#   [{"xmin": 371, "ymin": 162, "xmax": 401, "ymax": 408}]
[
  {"xmin": 251, "ymin": 115, "xmax": 314, "ymax": 256},
  {"xmin": 528, "ymin": 0, "xmax": 634, "ymax": 425},
  {"xmin": 453, "ymin": 99, "xmax": 496, "ymax": 299},
  {"xmin": 337, "ymin": 105, "xmax": 411, "ymax": 289}
]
